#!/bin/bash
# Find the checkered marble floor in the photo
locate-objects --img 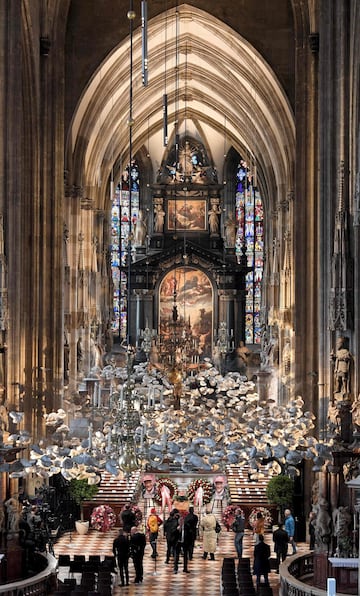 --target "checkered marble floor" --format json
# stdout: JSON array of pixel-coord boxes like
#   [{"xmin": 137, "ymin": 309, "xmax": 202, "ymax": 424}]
[{"xmin": 53, "ymin": 524, "xmax": 309, "ymax": 595}]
